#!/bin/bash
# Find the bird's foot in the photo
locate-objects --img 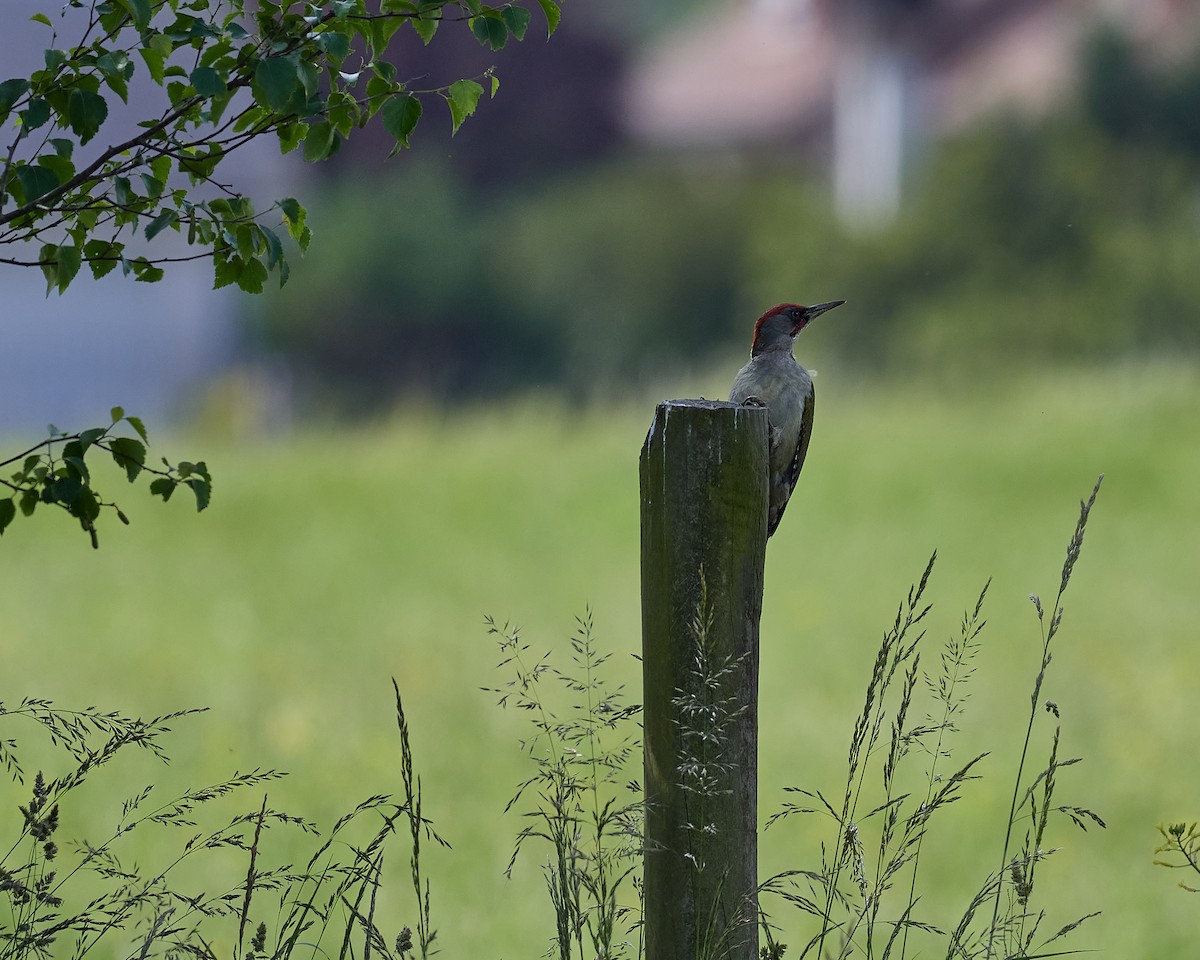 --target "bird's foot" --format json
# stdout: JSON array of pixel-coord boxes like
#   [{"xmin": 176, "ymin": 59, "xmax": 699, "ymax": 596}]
[{"xmin": 738, "ymin": 396, "xmax": 782, "ymax": 446}]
